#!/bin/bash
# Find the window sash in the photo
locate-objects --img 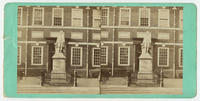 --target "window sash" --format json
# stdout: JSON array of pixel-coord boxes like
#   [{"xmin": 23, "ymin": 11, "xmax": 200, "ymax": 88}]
[
  {"xmin": 72, "ymin": 9, "xmax": 83, "ymax": 27},
  {"xmin": 71, "ymin": 47, "xmax": 82, "ymax": 66},
  {"xmin": 101, "ymin": 8, "xmax": 109, "ymax": 26},
  {"xmin": 92, "ymin": 48, "xmax": 101, "ymax": 67},
  {"xmin": 179, "ymin": 48, "xmax": 183, "ymax": 67},
  {"xmin": 93, "ymin": 10, "xmax": 101, "ymax": 27},
  {"xmin": 158, "ymin": 47, "xmax": 169, "ymax": 67},
  {"xmin": 33, "ymin": 8, "xmax": 44, "ymax": 25},
  {"xmin": 179, "ymin": 10, "xmax": 183, "ymax": 28},
  {"xmin": 31, "ymin": 46, "xmax": 43, "ymax": 65},
  {"xmin": 139, "ymin": 8, "xmax": 150, "ymax": 26},
  {"xmin": 120, "ymin": 8, "xmax": 131, "ymax": 26},
  {"xmin": 101, "ymin": 46, "xmax": 108, "ymax": 65},
  {"xmin": 17, "ymin": 46, "xmax": 21, "ymax": 65},
  {"xmin": 158, "ymin": 9, "xmax": 169, "ymax": 27},
  {"xmin": 18, "ymin": 7, "xmax": 22, "ymax": 25},
  {"xmin": 52, "ymin": 8, "xmax": 63, "ymax": 26},
  {"xmin": 118, "ymin": 47, "xmax": 130, "ymax": 66}
]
